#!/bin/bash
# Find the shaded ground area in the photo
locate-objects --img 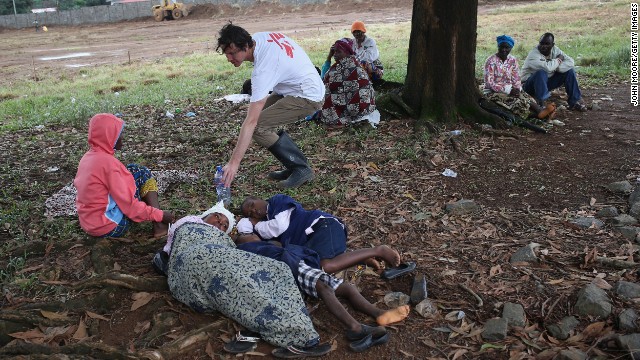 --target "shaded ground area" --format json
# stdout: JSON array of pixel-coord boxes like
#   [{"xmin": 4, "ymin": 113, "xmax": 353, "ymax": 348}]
[
  {"xmin": 1, "ymin": 1, "xmax": 640, "ymax": 359},
  {"xmin": 1, "ymin": 82, "xmax": 639, "ymax": 359}
]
